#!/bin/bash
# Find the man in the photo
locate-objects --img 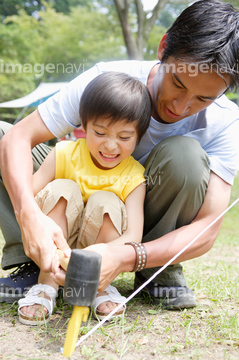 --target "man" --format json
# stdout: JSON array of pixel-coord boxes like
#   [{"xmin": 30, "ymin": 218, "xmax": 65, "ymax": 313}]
[{"xmin": 0, "ymin": 0, "xmax": 239, "ymax": 309}]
